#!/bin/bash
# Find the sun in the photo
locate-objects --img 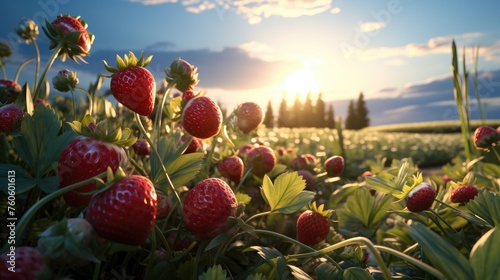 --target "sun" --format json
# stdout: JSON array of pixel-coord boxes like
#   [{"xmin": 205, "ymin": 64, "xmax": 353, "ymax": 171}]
[{"xmin": 282, "ymin": 70, "xmax": 319, "ymax": 101}]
